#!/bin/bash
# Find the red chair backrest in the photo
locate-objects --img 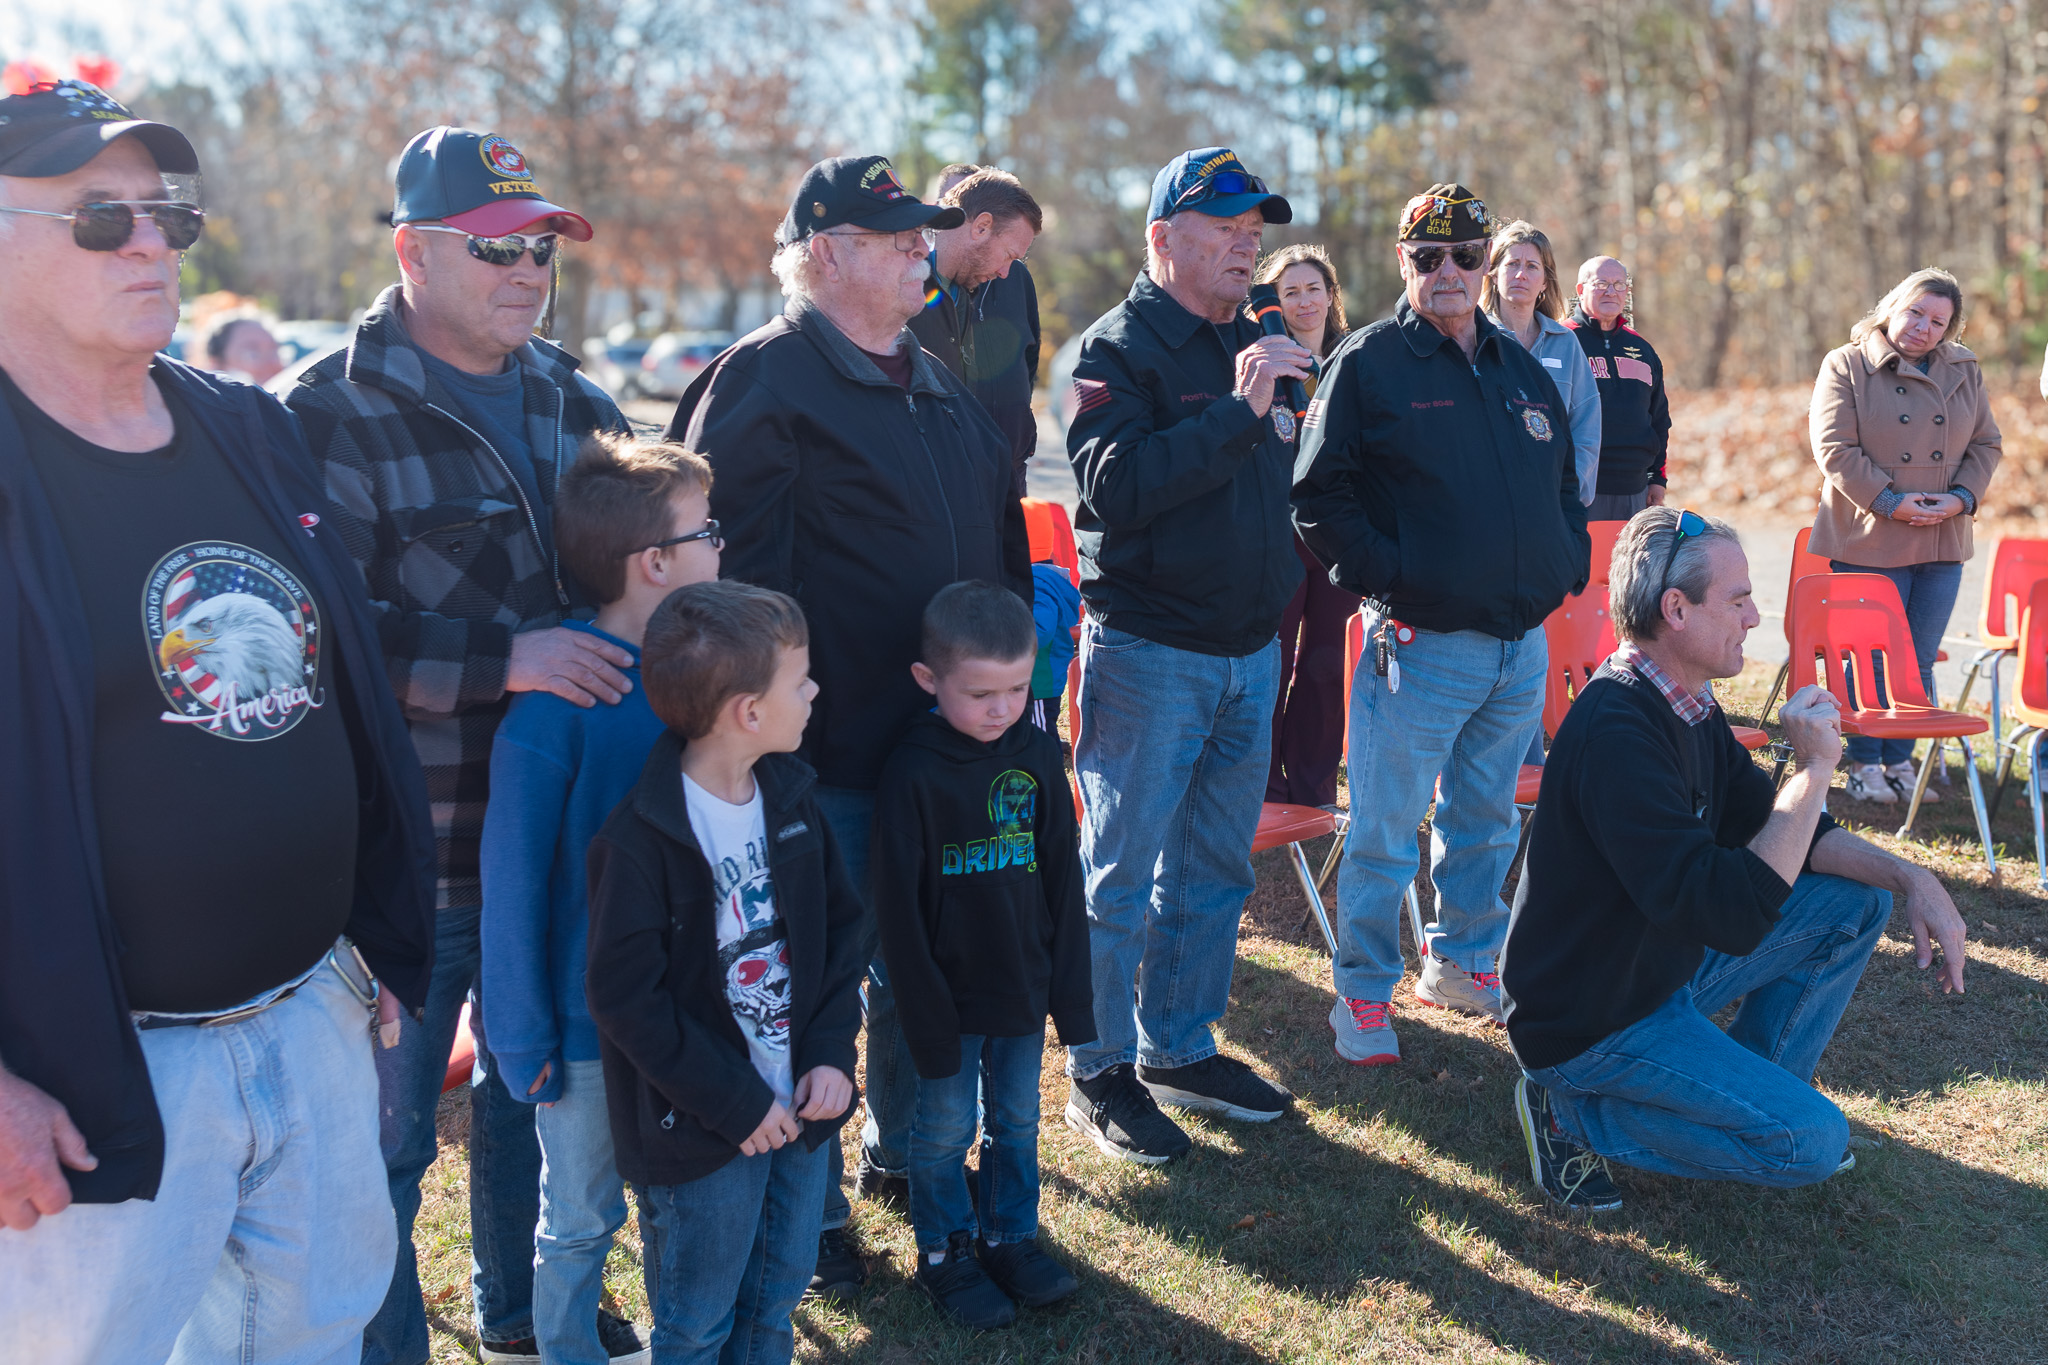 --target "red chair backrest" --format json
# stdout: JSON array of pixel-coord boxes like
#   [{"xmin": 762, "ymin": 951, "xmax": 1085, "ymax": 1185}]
[
  {"xmin": 2015, "ymin": 578, "xmax": 2048, "ymax": 718},
  {"xmin": 1021, "ymin": 497, "xmax": 1056, "ymax": 563},
  {"xmin": 1342, "ymin": 609, "xmax": 1366, "ymax": 759},
  {"xmin": 1977, "ymin": 537, "xmax": 2048, "ymax": 649},
  {"xmin": 1586, "ymin": 520, "xmax": 1628, "ymax": 588},
  {"xmin": 1541, "ymin": 584, "xmax": 1616, "ymax": 737},
  {"xmin": 1788, "ymin": 572, "xmax": 1933, "ymax": 712},
  {"xmin": 1780, "ymin": 525, "xmax": 1831, "ymax": 649}
]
